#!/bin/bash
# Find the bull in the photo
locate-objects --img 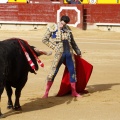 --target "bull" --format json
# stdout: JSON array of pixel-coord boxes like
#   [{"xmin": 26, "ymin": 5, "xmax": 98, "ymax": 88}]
[{"xmin": 0, "ymin": 38, "xmax": 49, "ymax": 117}]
